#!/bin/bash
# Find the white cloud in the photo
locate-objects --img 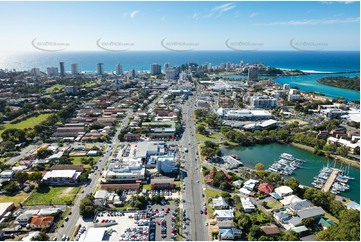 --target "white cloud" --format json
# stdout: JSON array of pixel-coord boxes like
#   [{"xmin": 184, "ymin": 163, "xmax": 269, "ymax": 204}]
[
  {"xmin": 130, "ymin": 10, "xmax": 140, "ymax": 19},
  {"xmin": 249, "ymin": 12, "xmax": 259, "ymax": 18},
  {"xmin": 321, "ymin": 1, "xmax": 357, "ymax": 4},
  {"xmin": 255, "ymin": 17, "xmax": 359, "ymax": 26},
  {"xmin": 193, "ymin": 2, "xmax": 236, "ymax": 19}
]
